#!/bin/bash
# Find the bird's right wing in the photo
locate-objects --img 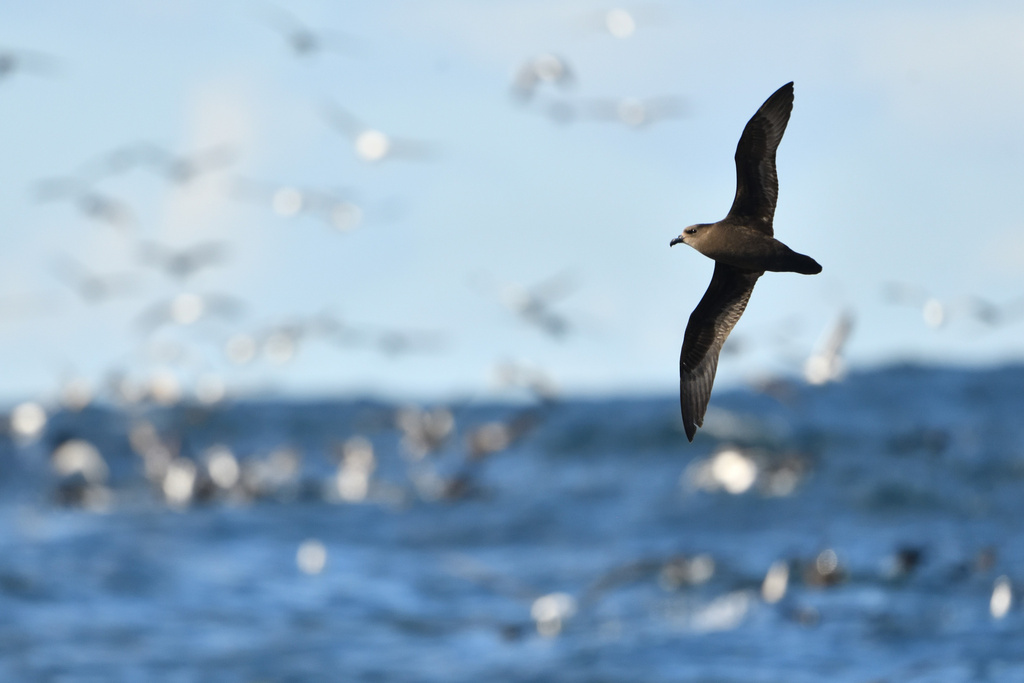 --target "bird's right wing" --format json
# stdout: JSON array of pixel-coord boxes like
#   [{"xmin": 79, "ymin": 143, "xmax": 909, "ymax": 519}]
[{"xmin": 679, "ymin": 263, "xmax": 761, "ymax": 441}]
